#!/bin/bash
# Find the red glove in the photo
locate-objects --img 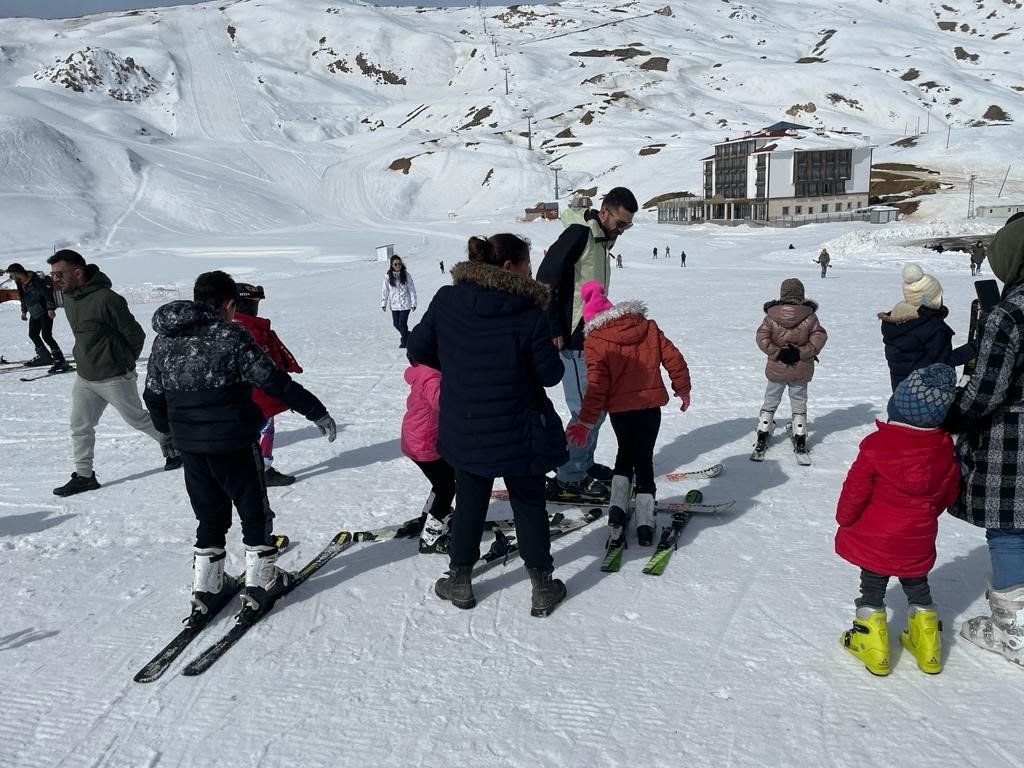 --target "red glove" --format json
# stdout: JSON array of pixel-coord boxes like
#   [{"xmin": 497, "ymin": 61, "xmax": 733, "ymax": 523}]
[
  {"xmin": 678, "ymin": 393, "xmax": 691, "ymax": 412},
  {"xmin": 566, "ymin": 422, "xmax": 591, "ymax": 448}
]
